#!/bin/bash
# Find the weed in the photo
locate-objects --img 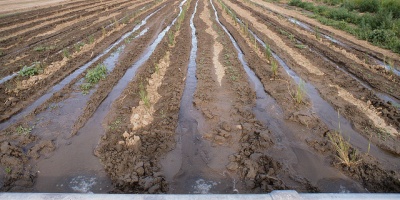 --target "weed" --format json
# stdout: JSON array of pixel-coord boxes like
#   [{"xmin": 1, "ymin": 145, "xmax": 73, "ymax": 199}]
[
  {"xmin": 62, "ymin": 48, "xmax": 70, "ymax": 58},
  {"xmin": 159, "ymin": 109, "xmax": 167, "ymax": 119},
  {"xmin": 294, "ymin": 79, "xmax": 305, "ymax": 104},
  {"xmin": 5, "ymin": 167, "xmax": 11, "ymax": 174},
  {"xmin": 387, "ymin": 59, "xmax": 395, "ymax": 75},
  {"xmin": 139, "ymin": 83, "xmax": 151, "ymax": 109},
  {"xmin": 114, "ymin": 16, "xmax": 119, "ymax": 28},
  {"xmin": 295, "ymin": 44, "xmax": 307, "ymax": 49},
  {"xmin": 18, "ymin": 62, "xmax": 41, "ymax": 77},
  {"xmin": 271, "ymin": 60, "xmax": 278, "ymax": 77},
  {"xmin": 81, "ymin": 64, "xmax": 107, "ymax": 94},
  {"xmin": 109, "ymin": 117, "xmax": 122, "ymax": 130},
  {"xmin": 34, "ymin": 46, "xmax": 46, "ymax": 52},
  {"xmin": 0, "ymin": 50, "xmax": 3, "ymax": 56},
  {"xmin": 168, "ymin": 31, "xmax": 174, "ymax": 46},
  {"xmin": 327, "ymin": 131, "xmax": 359, "ymax": 166},
  {"xmin": 16, "ymin": 125, "xmax": 33, "ymax": 135},
  {"xmin": 80, "ymin": 83, "xmax": 92, "ymax": 95},
  {"xmin": 227, "ymin": 66, "xmax": 239, "ymax": 81},
  {"xmin": 315, "ymin": 27, "xmax": 321, "ymax": 40},
  {"xmin": 264, "ymin": 43, "xmax": 272, "ymax": 61},
  {"xmin": 288, "ymin": 34, "xmax": 295, "ymax": 42},
  {"xmin": 85, "ymin": 64, "xmax": 107, "ymax": 84},
  {"xmin": 88, "ymin": 35, "xmax": 94, "ymax": 44},
  {"xmin": 75, "ymin": 42, "xmax": 85, "ymax": 52}
]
